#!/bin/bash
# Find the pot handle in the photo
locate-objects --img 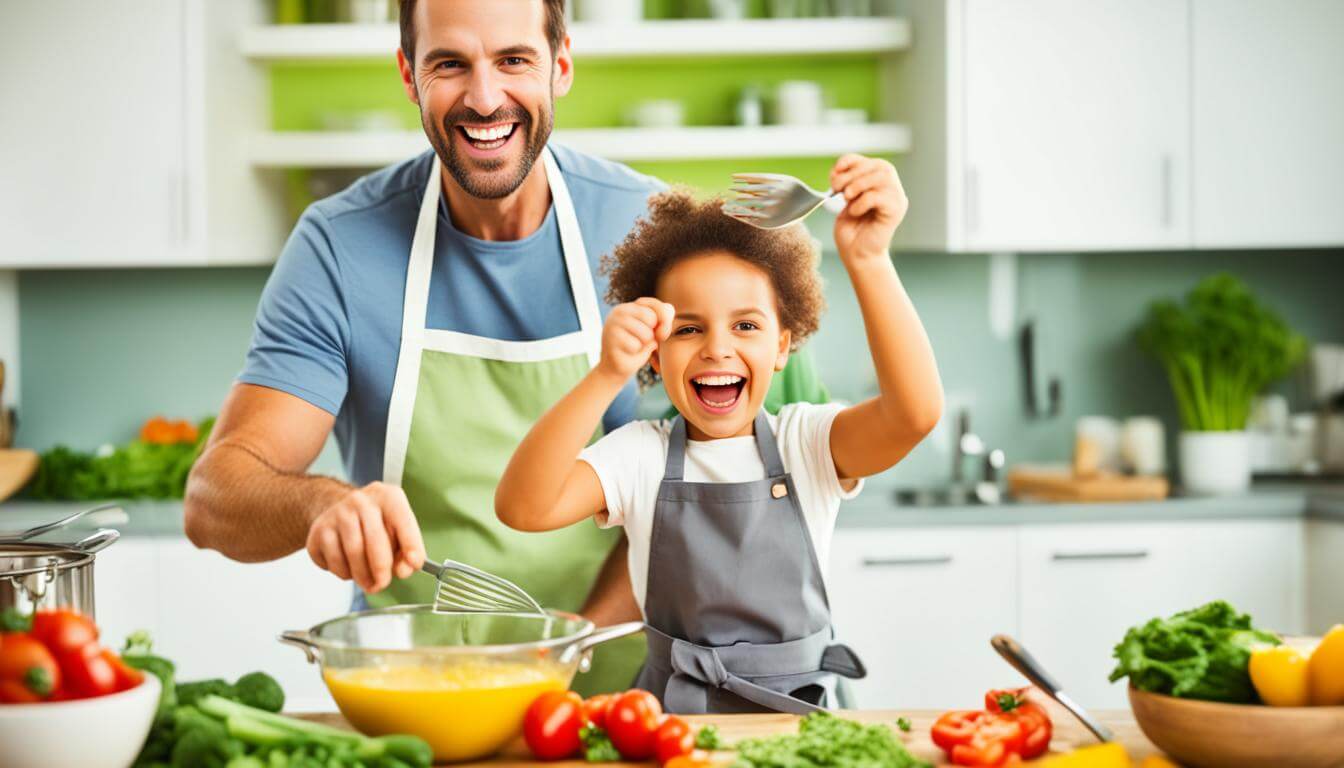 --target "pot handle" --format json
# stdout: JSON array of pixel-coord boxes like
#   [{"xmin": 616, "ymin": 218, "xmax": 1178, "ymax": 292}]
[
  {"xmin": 279, "ymin": 630, "xmax": 322, "ymax": 664},
  {"xmin": 71, "ymin": 528, "xmax": 120, "ymax": 554},
  {"xmin": 559, "ymin": 621, "xmax": 646, "ymax": 666}
]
